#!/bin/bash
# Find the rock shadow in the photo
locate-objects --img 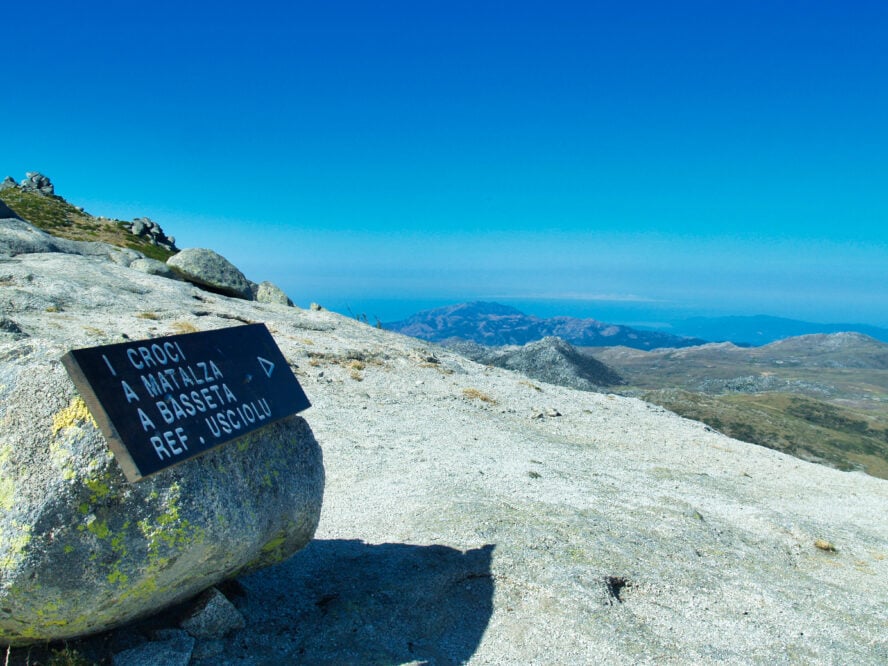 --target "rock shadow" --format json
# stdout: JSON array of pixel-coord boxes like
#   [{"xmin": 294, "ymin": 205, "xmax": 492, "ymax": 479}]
[{"xmin": 236, "ymin": 539, "xmax": 496, "ymax": 665}]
